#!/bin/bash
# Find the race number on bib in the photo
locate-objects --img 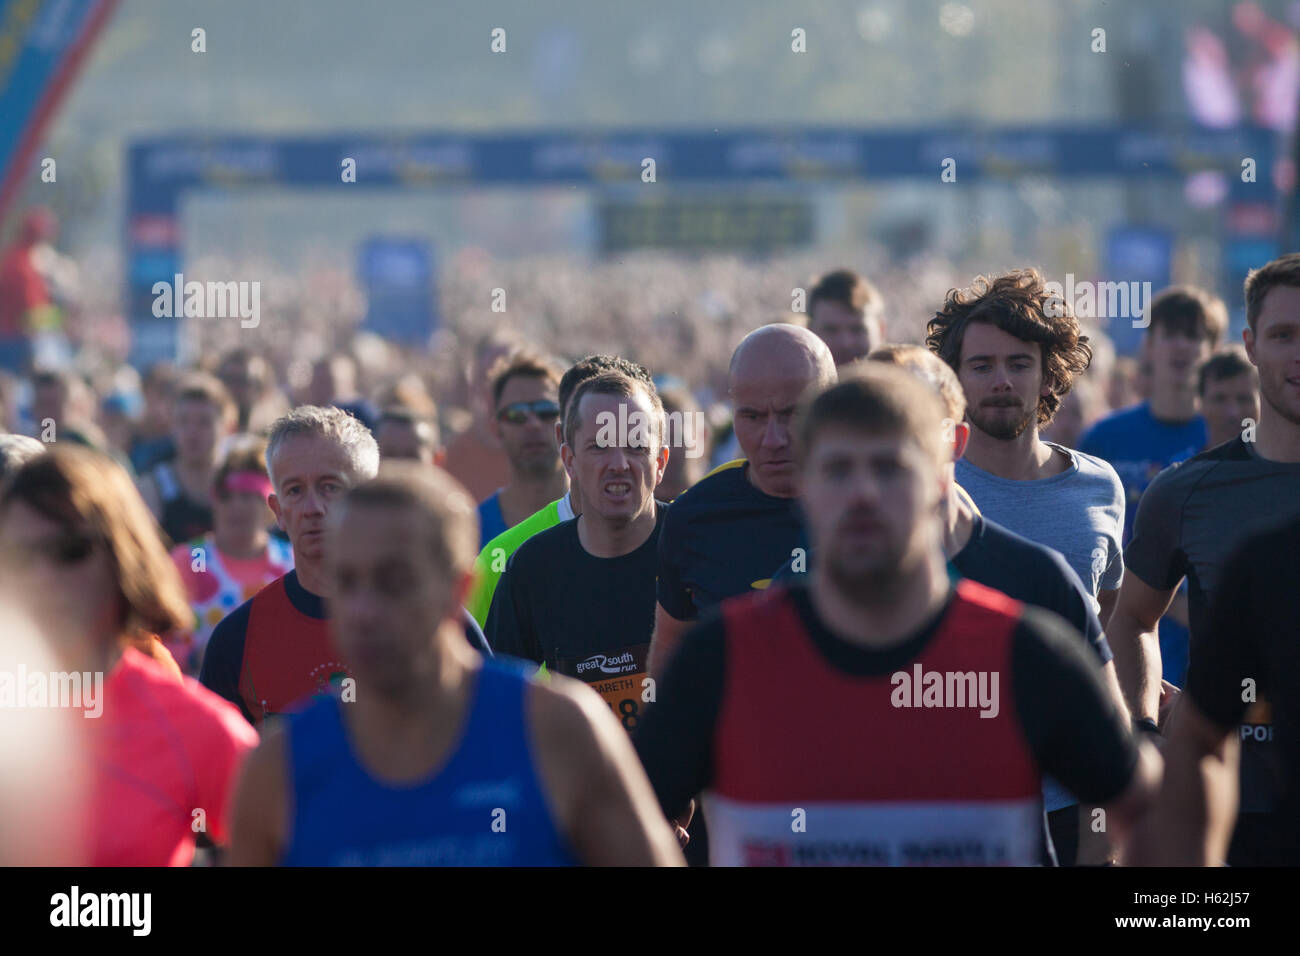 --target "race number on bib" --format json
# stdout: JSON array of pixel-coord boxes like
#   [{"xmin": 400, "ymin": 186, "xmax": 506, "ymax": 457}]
[{"xmin": 556, "ymin": 643, "xmax": 650, "ymax": 733}]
